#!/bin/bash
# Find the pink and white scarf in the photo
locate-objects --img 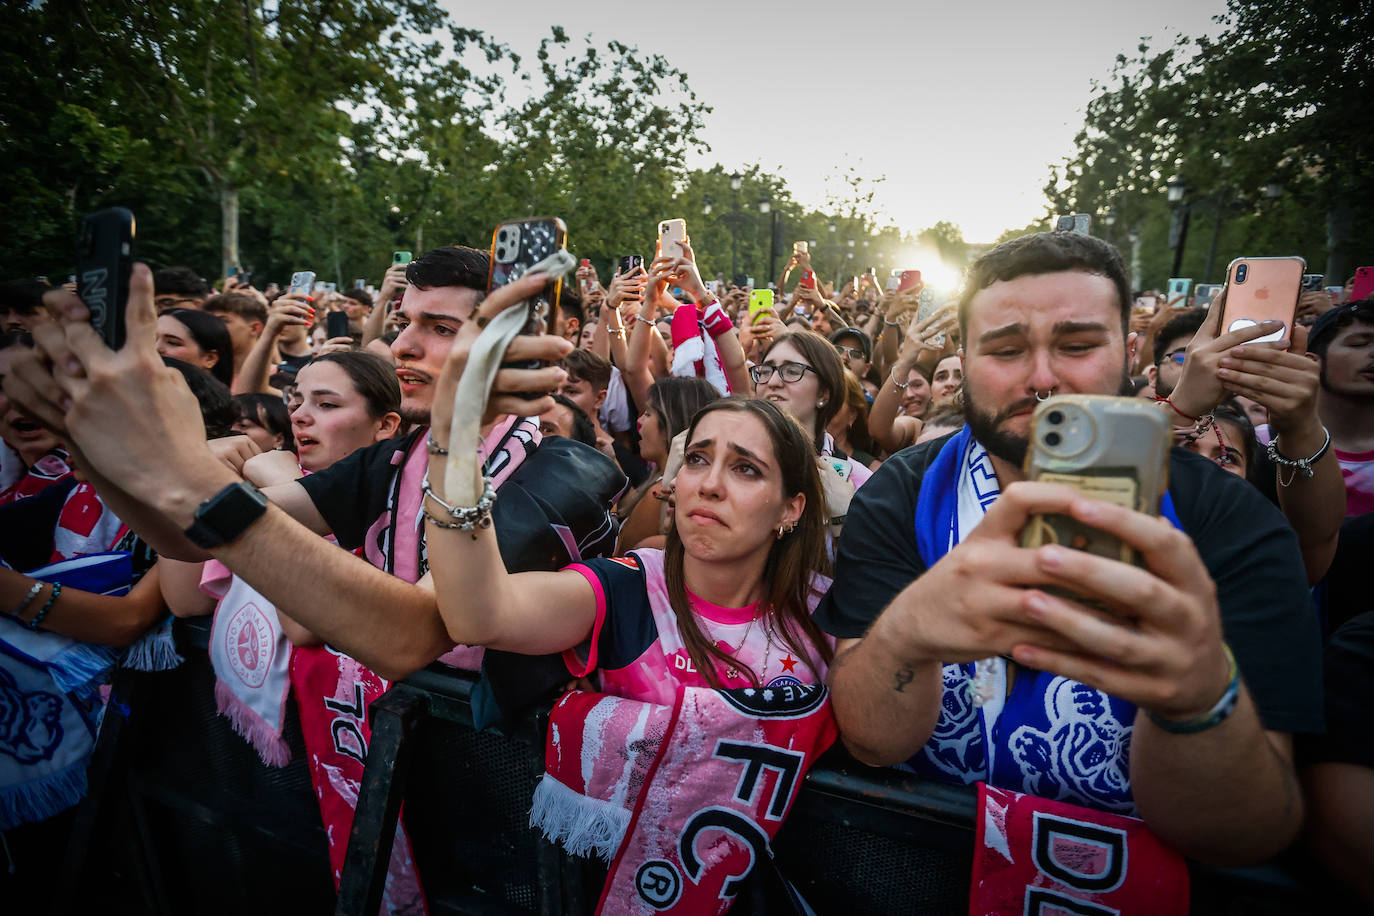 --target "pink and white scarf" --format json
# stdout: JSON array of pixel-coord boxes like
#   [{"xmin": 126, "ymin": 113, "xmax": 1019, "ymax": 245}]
[{"xmin": 531, "ymin": 685, "xmax": 837, "ymax": 915}]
